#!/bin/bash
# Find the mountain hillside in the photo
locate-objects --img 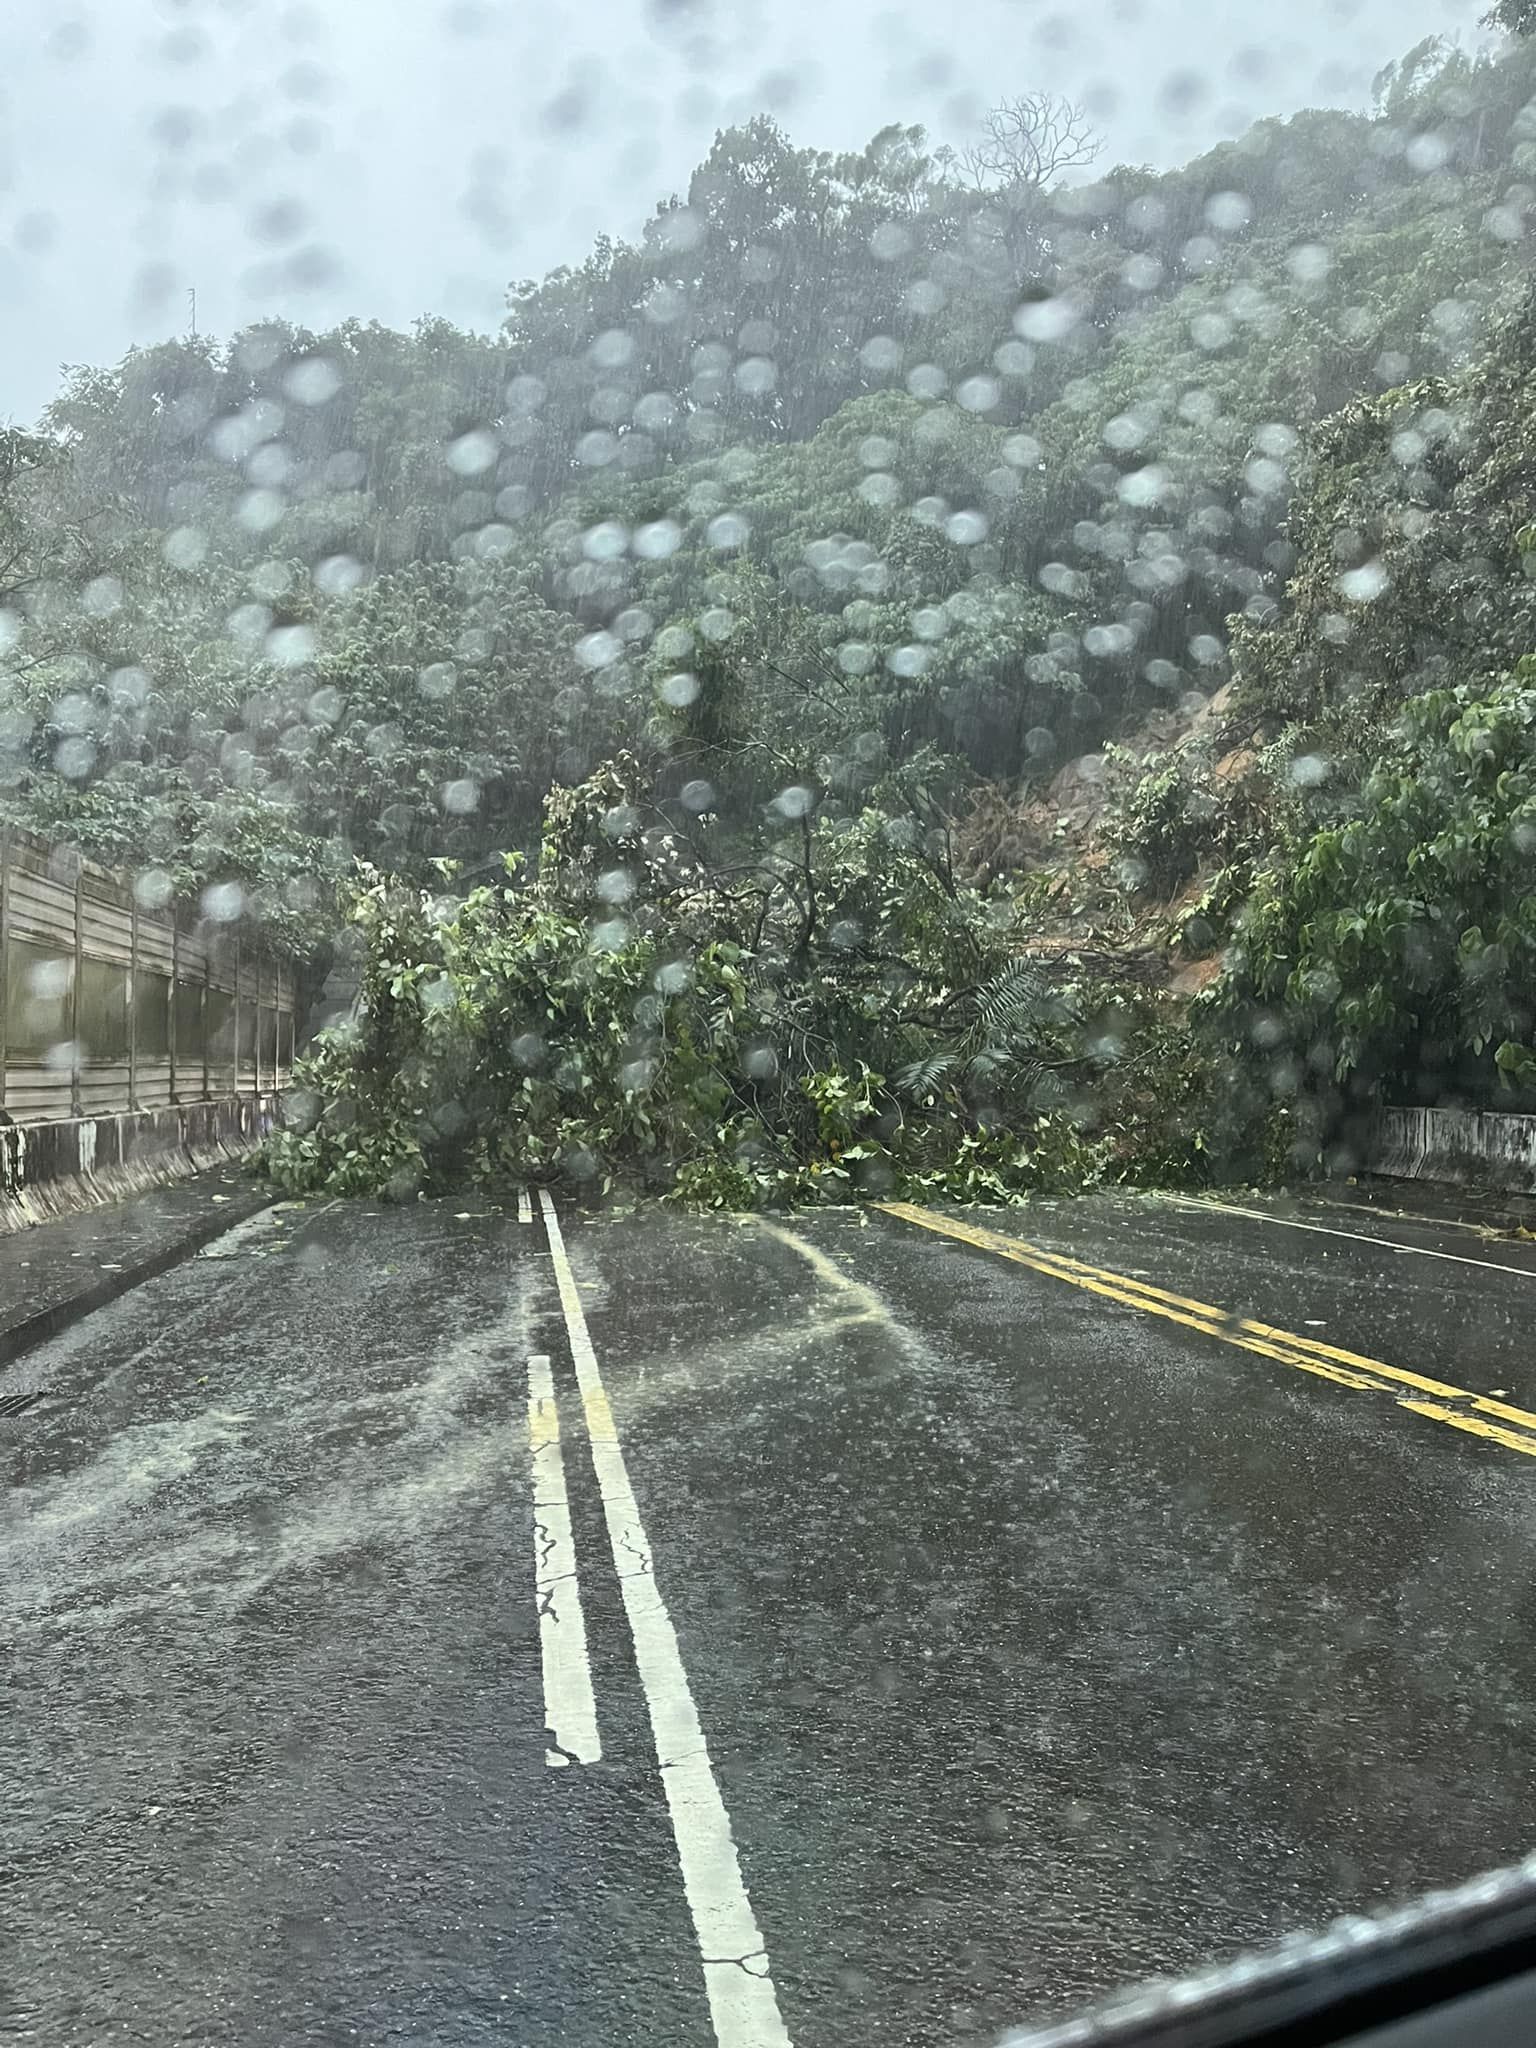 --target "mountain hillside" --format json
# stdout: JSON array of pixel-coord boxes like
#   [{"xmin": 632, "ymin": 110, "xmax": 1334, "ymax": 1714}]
[{"xmin": 8, "ymin": 25, "xmax": 1536, "ymax": 1199}]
